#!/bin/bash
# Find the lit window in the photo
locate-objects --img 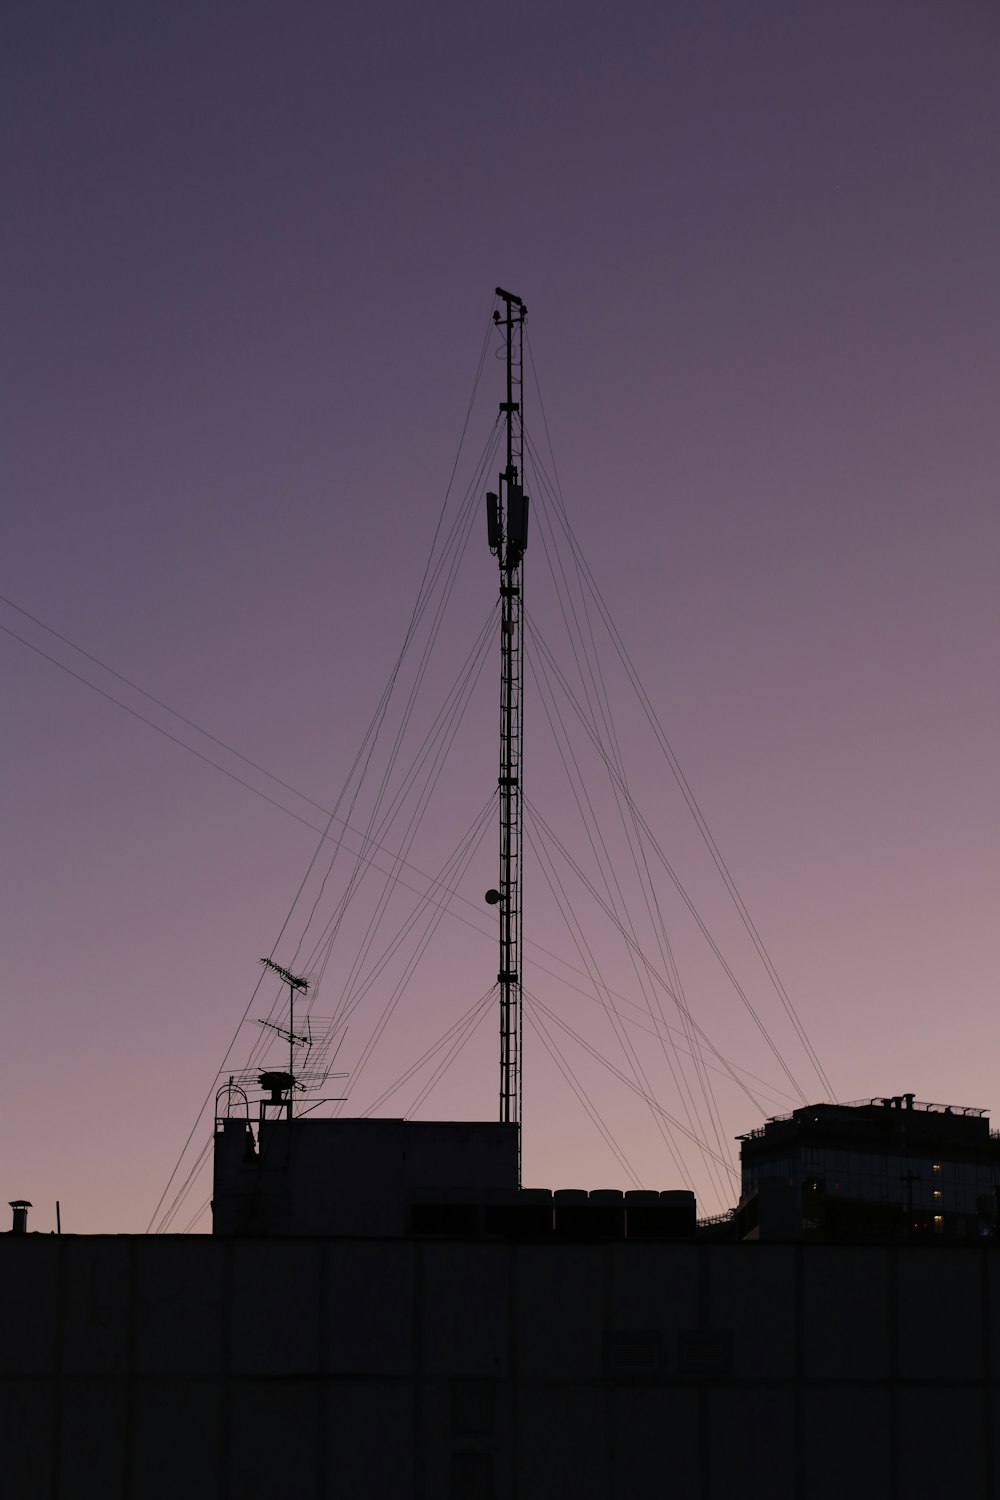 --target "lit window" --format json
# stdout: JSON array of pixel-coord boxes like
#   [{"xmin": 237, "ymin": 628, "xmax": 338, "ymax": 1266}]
[
  {"xmin": 932, "ymin": 1189, "xmax": 942, "ymax": 1200},
  {"xmin": 932, "ymin": 1163, "xmax": 941, "ymax": 1176}
]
